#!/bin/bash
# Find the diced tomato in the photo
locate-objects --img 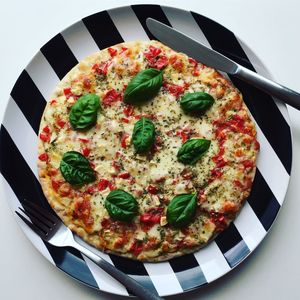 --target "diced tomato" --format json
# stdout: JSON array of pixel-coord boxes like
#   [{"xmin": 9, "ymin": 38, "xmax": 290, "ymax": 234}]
[
  {"xmin": 82, "ymin": 147, "xmax": 91, "ymax": 157},
  {"xmin": 108, "ymin": 47, "xmax": 118, "ymax": 57},
  {"xmin": 108, "ymin": 182, "xmax": 115, "ymax": 191},
  {"xmin": 38, "ymin": 153, "xmax": 48, "ymax": 162},
  {"xmin": 120, "ymin": 47, "xmax": 128, "ymax": 54},
  {"xmin": 98, "ymin": 179, "xmax": 110, "ymax": 191},
  {"xmin": 155, "ymin": 55, "xmax": 168, "ymax": 69},
  {"xmin": 176, "ymin": 130, "xmax": 188, "ymax": 143},
  {"xmin": 112, "ymin": 160, "xmax": 121, "ymax": 172},
  {"xmin": 73, "ymin": 198, "xmax": 94, "ymax": 227},
  {"xmin": 242, "ymin": 159, "xmax": 254, "ymax": 170},
  {"xmin": 39, "ymin": 133, "xmax": 50, "ymax": 143},
  {"xmin": 50, "ymin": 99, "xmax": 57, "ymax": 105},
  {"xmin": 120, "ymin": 133, "xmax": 129, "ymax": 148},
  {"xmin": 102, "ymin": 89, "xmax": 122, "ymax": 106},
  {"xmin": 148, "ymin": 185, "xmax": 158, "ymax": 194},
  {"xmin": 118, "ymin": 172, "xmax": 130, "ymax": 179},
  {"xmin": 210, "ymin": 168, "xmax": 223, "ymax": 180},
  {"xmin": 254, "ymin": 140, "xmax": 260, "ymax": 150},
  {"xmin": 121, "ymin": 117, "xmax": 130, "ymax": 123},
  {"xmin": 78, "ymin": 138, "xmax": 90, "ymax": 143},
  {"xmin": 59, "ymin": 183, "xmax": 71, "ymax": 197},
  {"xmin": 144, "ymin": 46, "xmax": 167, "ymax": 69},
  {"xmin": 130, "ymin": 241, "xmax": 143, "ymax": 257},
  {"xmin": 86, "ymin": 185, "xmax": 97, "ymax": 194},
  {"xmin": 210, "ymin": 212, "xmax": 227, "ymax": 231},
  {"xmin": 42, "ymin": 125, "xmax": 50, "ymax": 134},
  {"xmin": 123, "ymin": 105, "xmax": 134, "ymax": 117},
  {"xmin": 63, "ymin": 88, "xmax": 73, "ymax": 99},
  {"xmin": 140, "ymin": 207, "xmax": 164, "ymax": 224},
  {"xmin": 83, "ymin": 78, "xmax": 91, "ymax": 89},
  {"xmin": 163, "ymin": 82, "xmax": 185, "ymax": 97},
  {"xmin": 188, "ymin": 57, "xmax": 198, "ymax": 66},
  {"xmin": 149, "ymin": 45, "xmax": 162, "ymax": 56},
  {"xmin": 234, "ymin": 180, "xmax": 244, "ymax": 189},
  {"xmin": 92, "ymin": 61, "xmax": 111, "ymax": 76},
  {"xmin": 188, "ymin": 57, "xmax": 200, "ymax": 76},
  {"xmin": 56, "ymin": 119, "xmax": 66, "ymax": 128},
  {"xmin": 169, "ymin": 55, "xmax": 183, "ymax": 71},
  {"xmin": 182, "ymin": 170, "xmax": 193, "ymax": 180},
  {"xmin": 51, "ymin": 180, "xmax": 61, "ymax": 192},
  {"xmin": 101, "ymin": 218, "xmax": 111, "ymax": 229}
]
